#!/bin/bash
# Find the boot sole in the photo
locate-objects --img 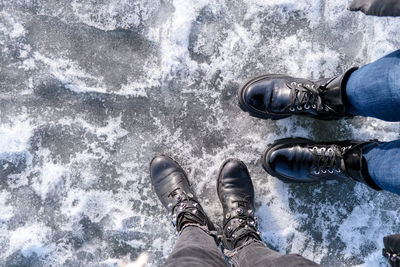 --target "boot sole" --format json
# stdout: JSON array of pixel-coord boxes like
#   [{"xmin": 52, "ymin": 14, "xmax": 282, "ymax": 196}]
[{"xmin": 261, "ymin": 137, "xmax": 320, "ymax": 183}]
